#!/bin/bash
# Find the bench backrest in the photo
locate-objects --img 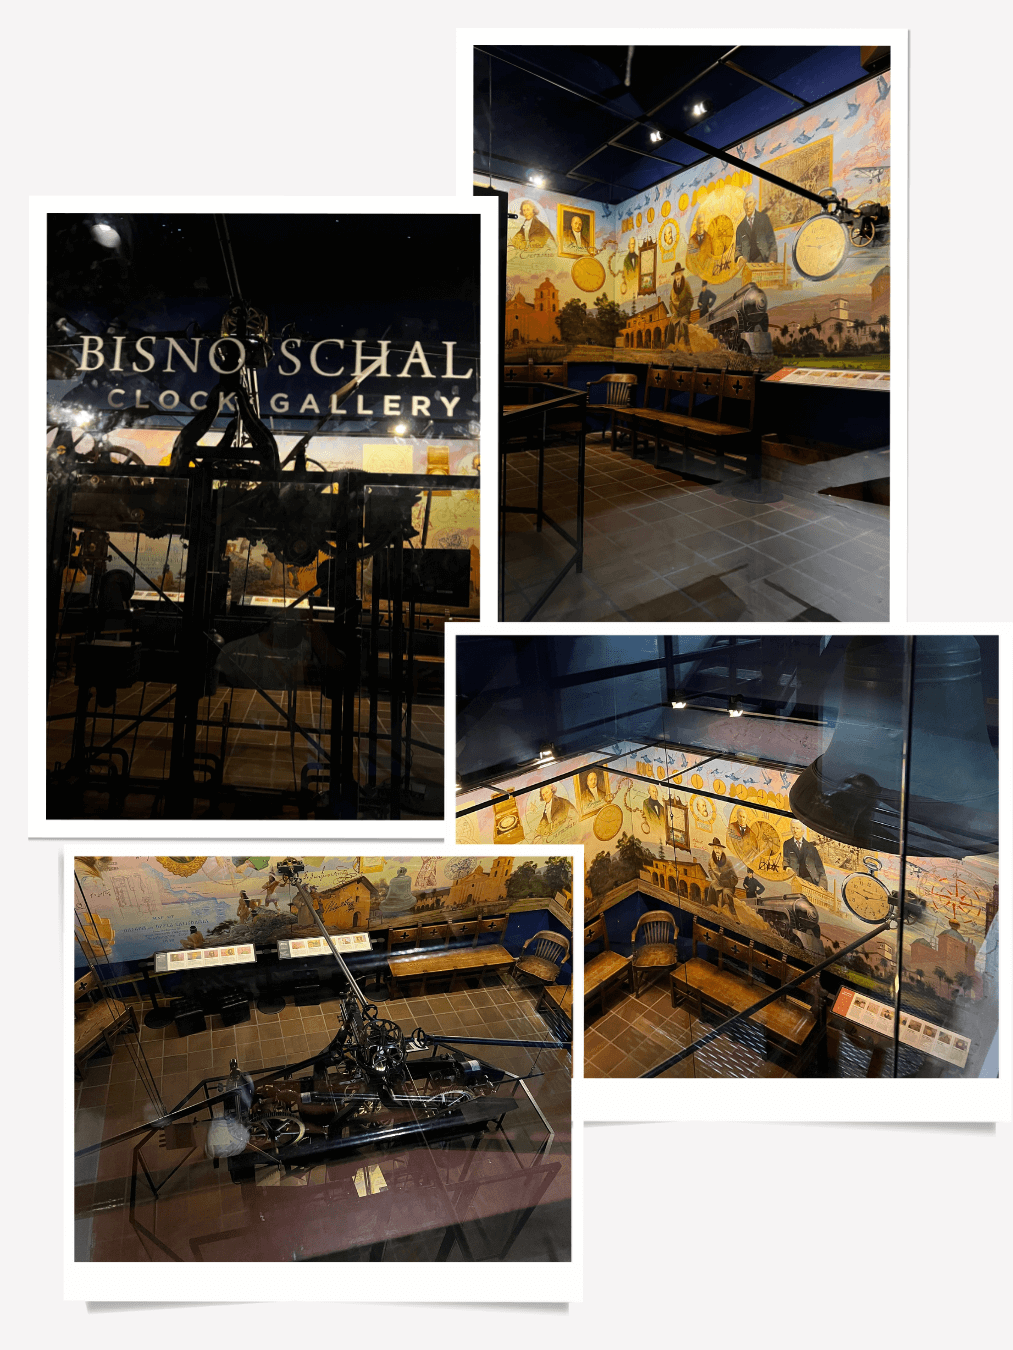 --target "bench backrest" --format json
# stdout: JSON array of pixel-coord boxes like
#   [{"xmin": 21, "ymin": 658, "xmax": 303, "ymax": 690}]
[
  {"xmin": 692, "ymin": 918, "xmax": 810, "ymax": 986},
  {"xmin": 448, "ymin": 920, "xmax": 479, "ymax": 944},
  {"xmin": 689, "ymin": 369, "xmax": 725, "ymax": 421},
  {"xmin": 643, "ymin": 365, "xmax": 693, "ymax": 411},
  {"xmin": 584, "ymin": 914, "xmax": 609, "ymax": 949},
  {"xmin": 719, "ymin": 372, "xmax": 756, "ymax": 430},
  {"xmin": 477, "ymin": 915, "xmax": 508, "ymax": 943}
]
